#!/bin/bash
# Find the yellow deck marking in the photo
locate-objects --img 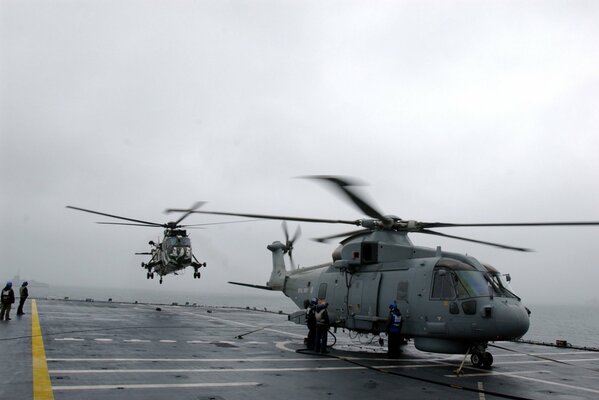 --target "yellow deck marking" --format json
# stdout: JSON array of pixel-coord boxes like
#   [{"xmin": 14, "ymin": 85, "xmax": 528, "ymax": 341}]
[{"xmin": 32, "ymin": 300, "xmax": 54, "ymax": 400}]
